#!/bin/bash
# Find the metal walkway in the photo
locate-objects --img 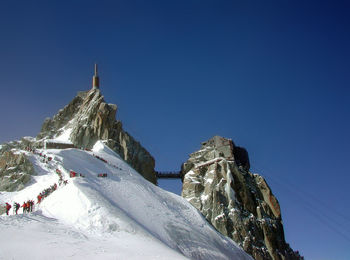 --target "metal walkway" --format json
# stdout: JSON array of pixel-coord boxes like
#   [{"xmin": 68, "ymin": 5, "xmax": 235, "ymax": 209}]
[{"xmin": 156, "ymin": 171, "xmax": 182, "ymax": 179}]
